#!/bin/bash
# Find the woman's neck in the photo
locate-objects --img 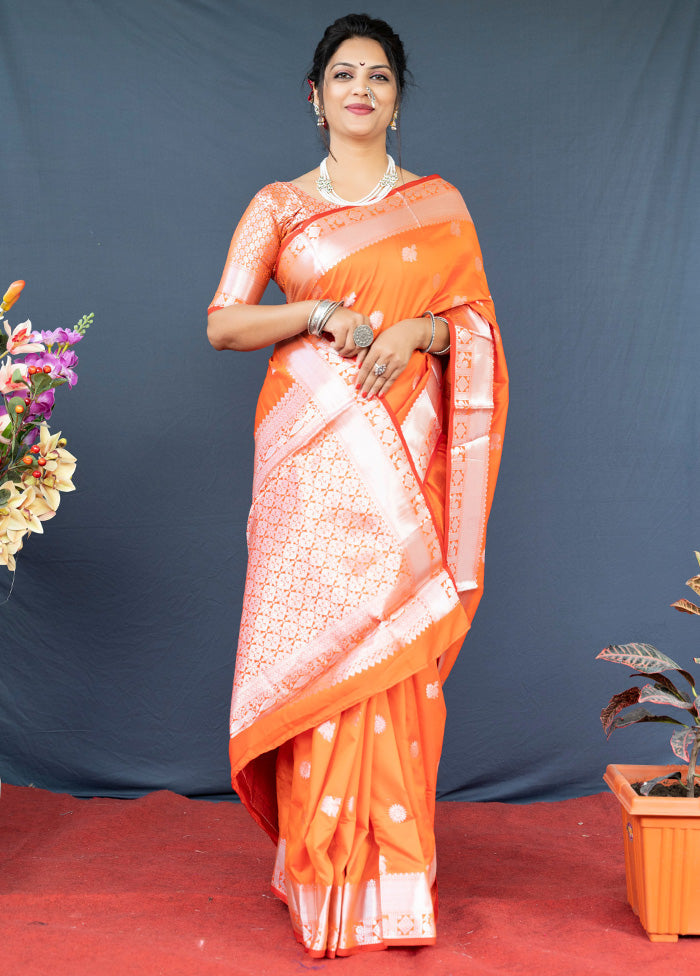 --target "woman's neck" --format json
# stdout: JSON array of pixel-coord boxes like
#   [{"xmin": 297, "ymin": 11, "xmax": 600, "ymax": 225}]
[{"xmin": 324, "ymin": 138, "xmax": 390, "ymax": 201}]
